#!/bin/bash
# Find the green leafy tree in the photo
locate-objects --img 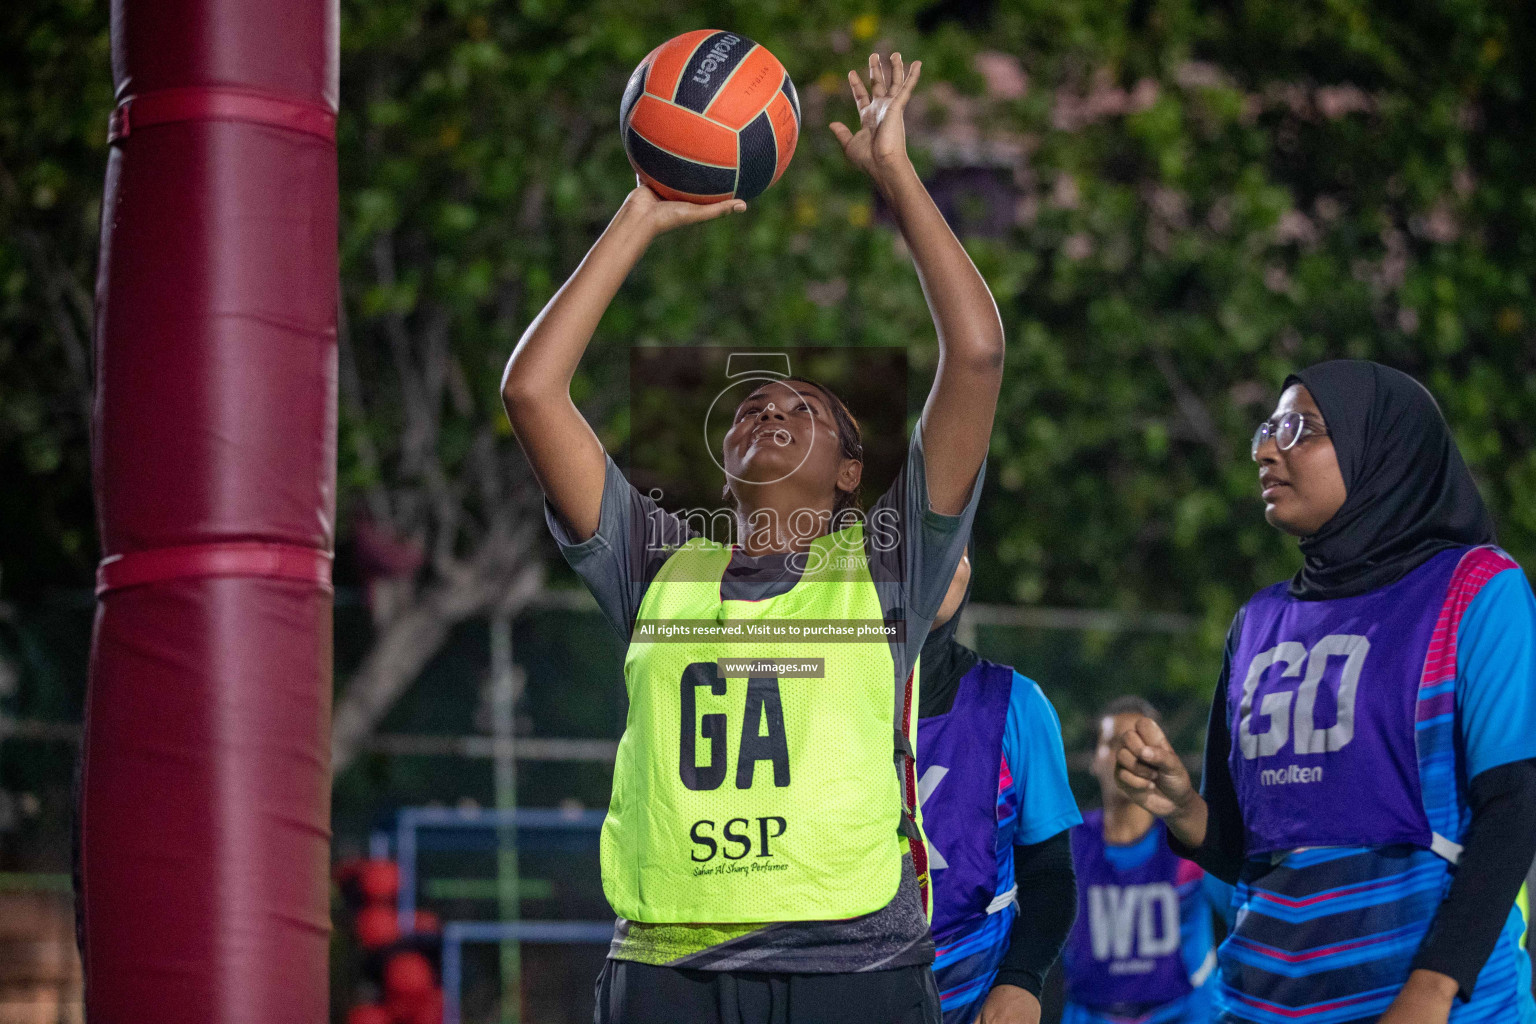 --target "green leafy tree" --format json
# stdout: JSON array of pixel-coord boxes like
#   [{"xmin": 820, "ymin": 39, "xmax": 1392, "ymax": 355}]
[
  {"xmin": 0, "ymin": 0, "xmax": 112, "ymax": 596},
  {"xmin": 3, "ymin": 0, "xmax": 1535, "ymax": 762}
]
